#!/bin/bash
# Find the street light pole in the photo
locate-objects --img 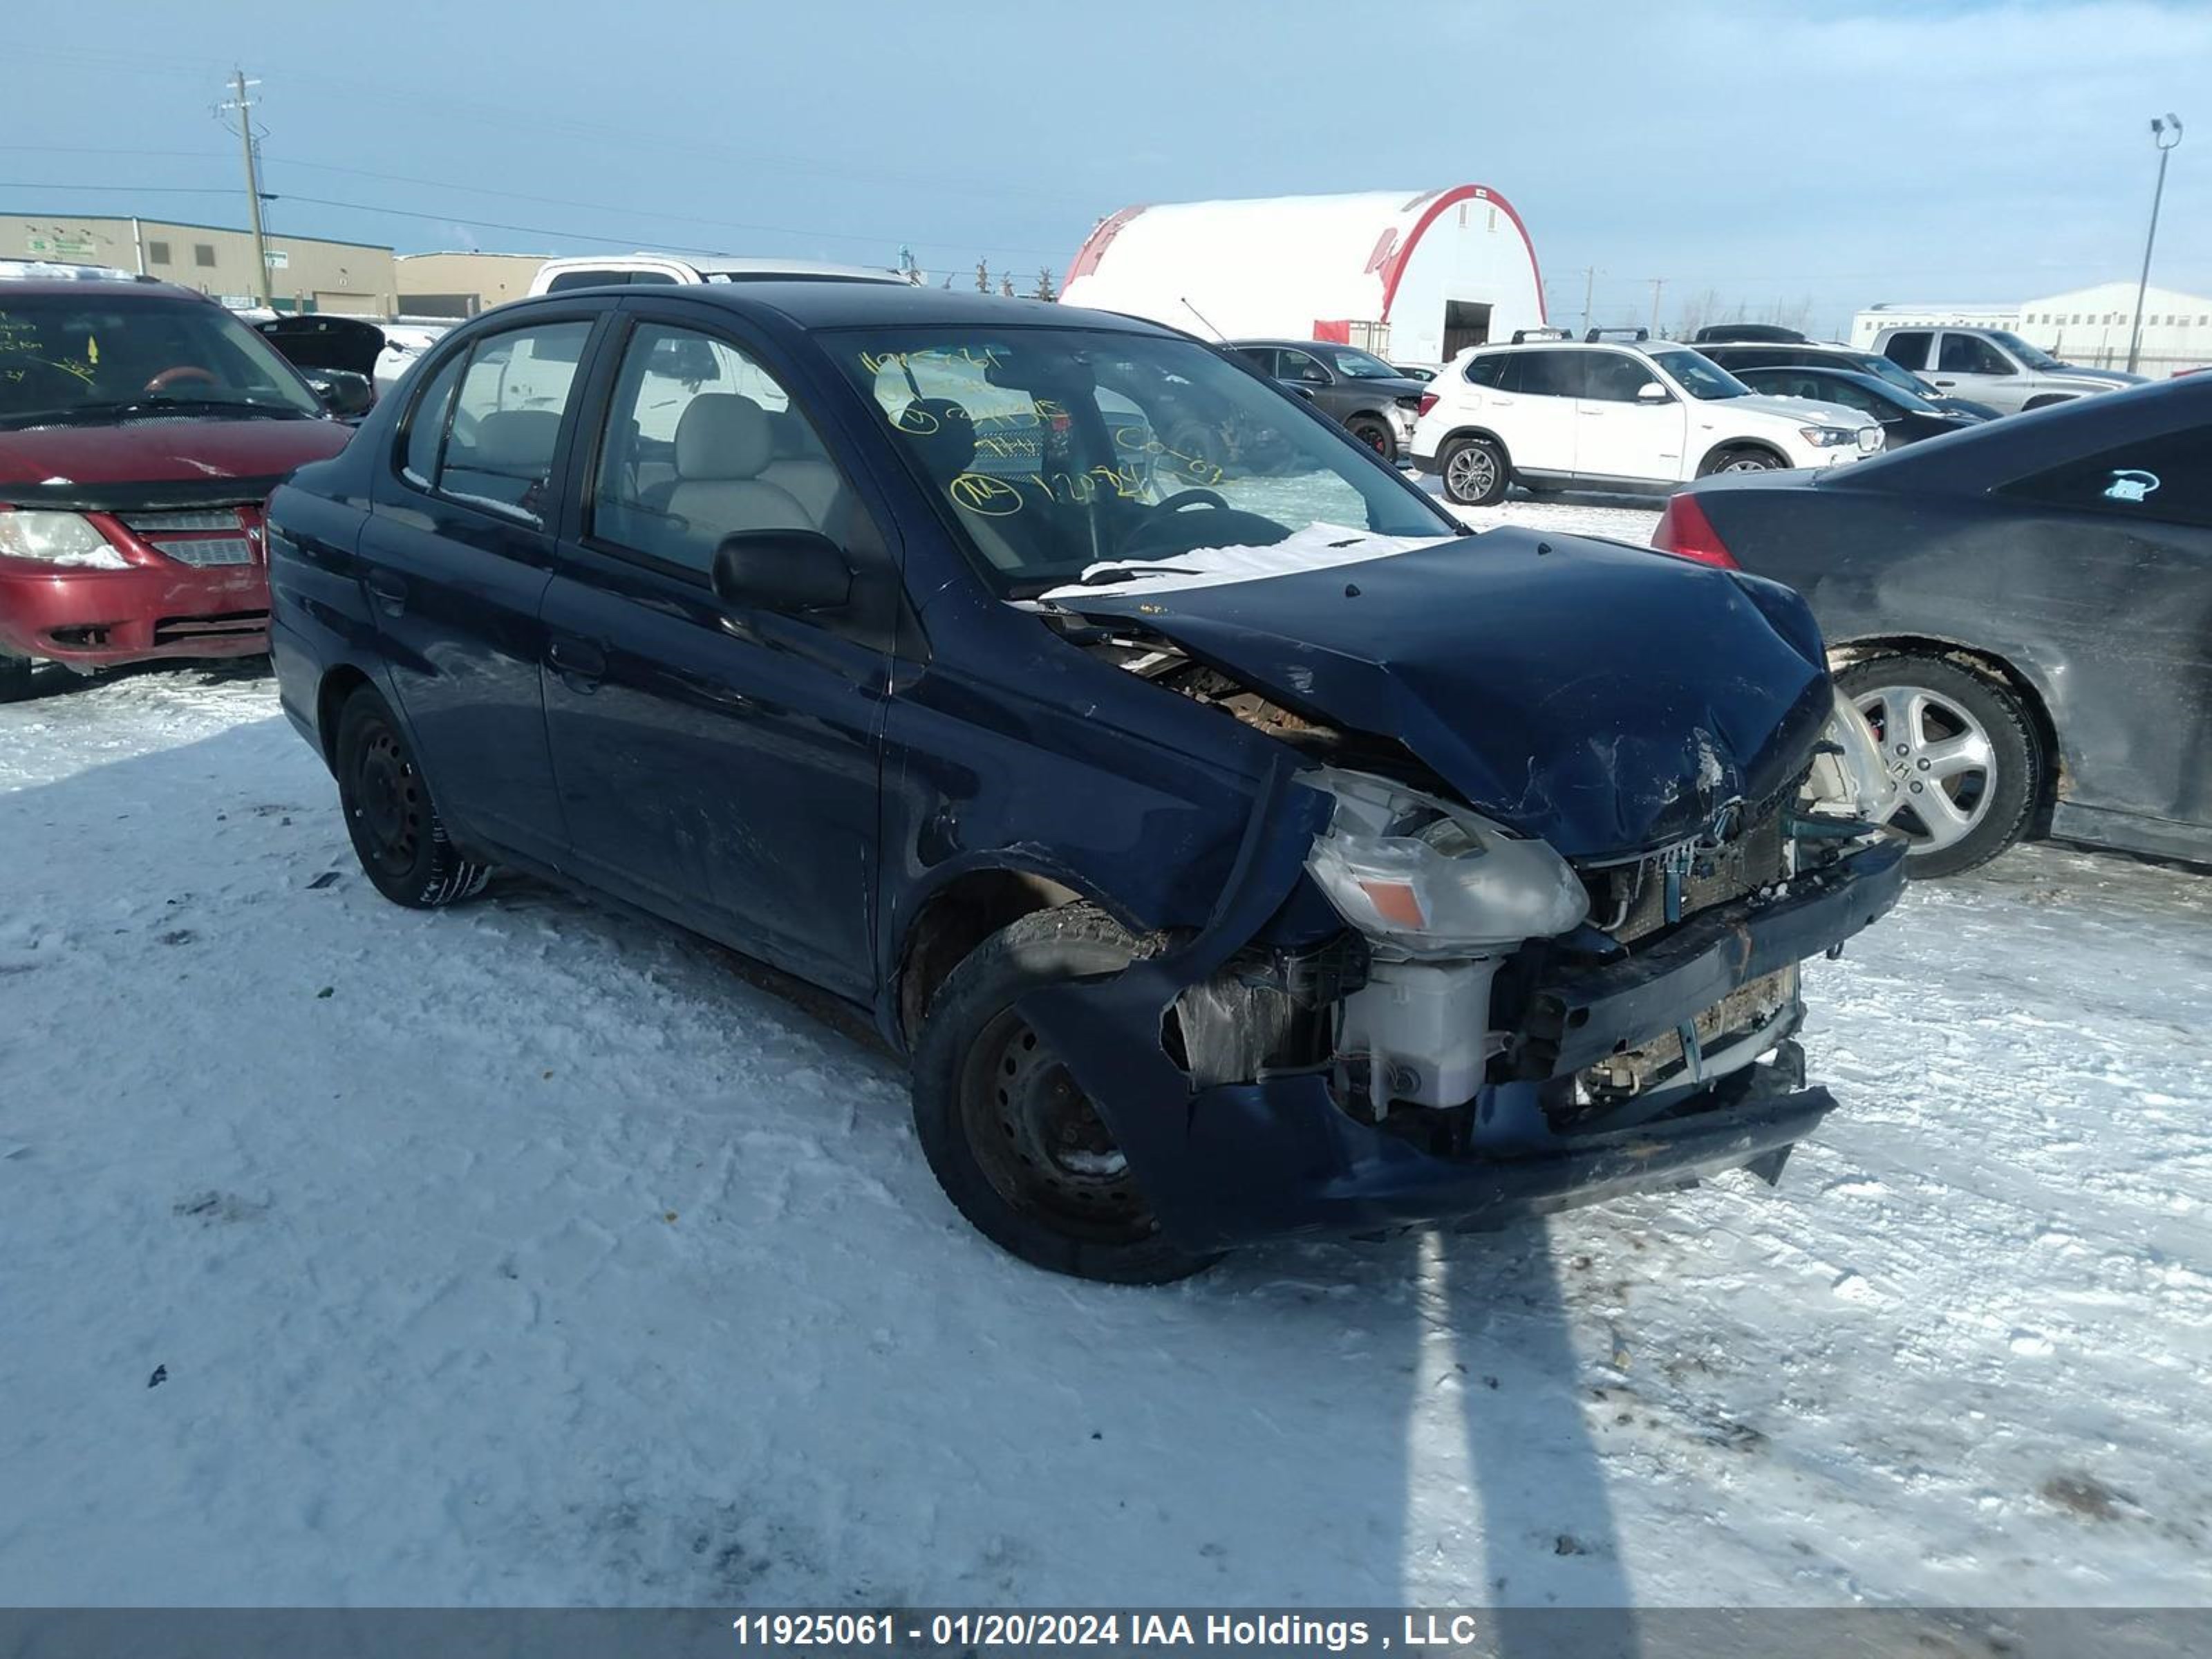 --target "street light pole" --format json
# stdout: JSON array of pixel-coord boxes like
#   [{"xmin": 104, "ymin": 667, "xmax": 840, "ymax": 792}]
[{"xmin": 2127, "ymin": 113, "xmax": 2182, "ymax": 375}]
